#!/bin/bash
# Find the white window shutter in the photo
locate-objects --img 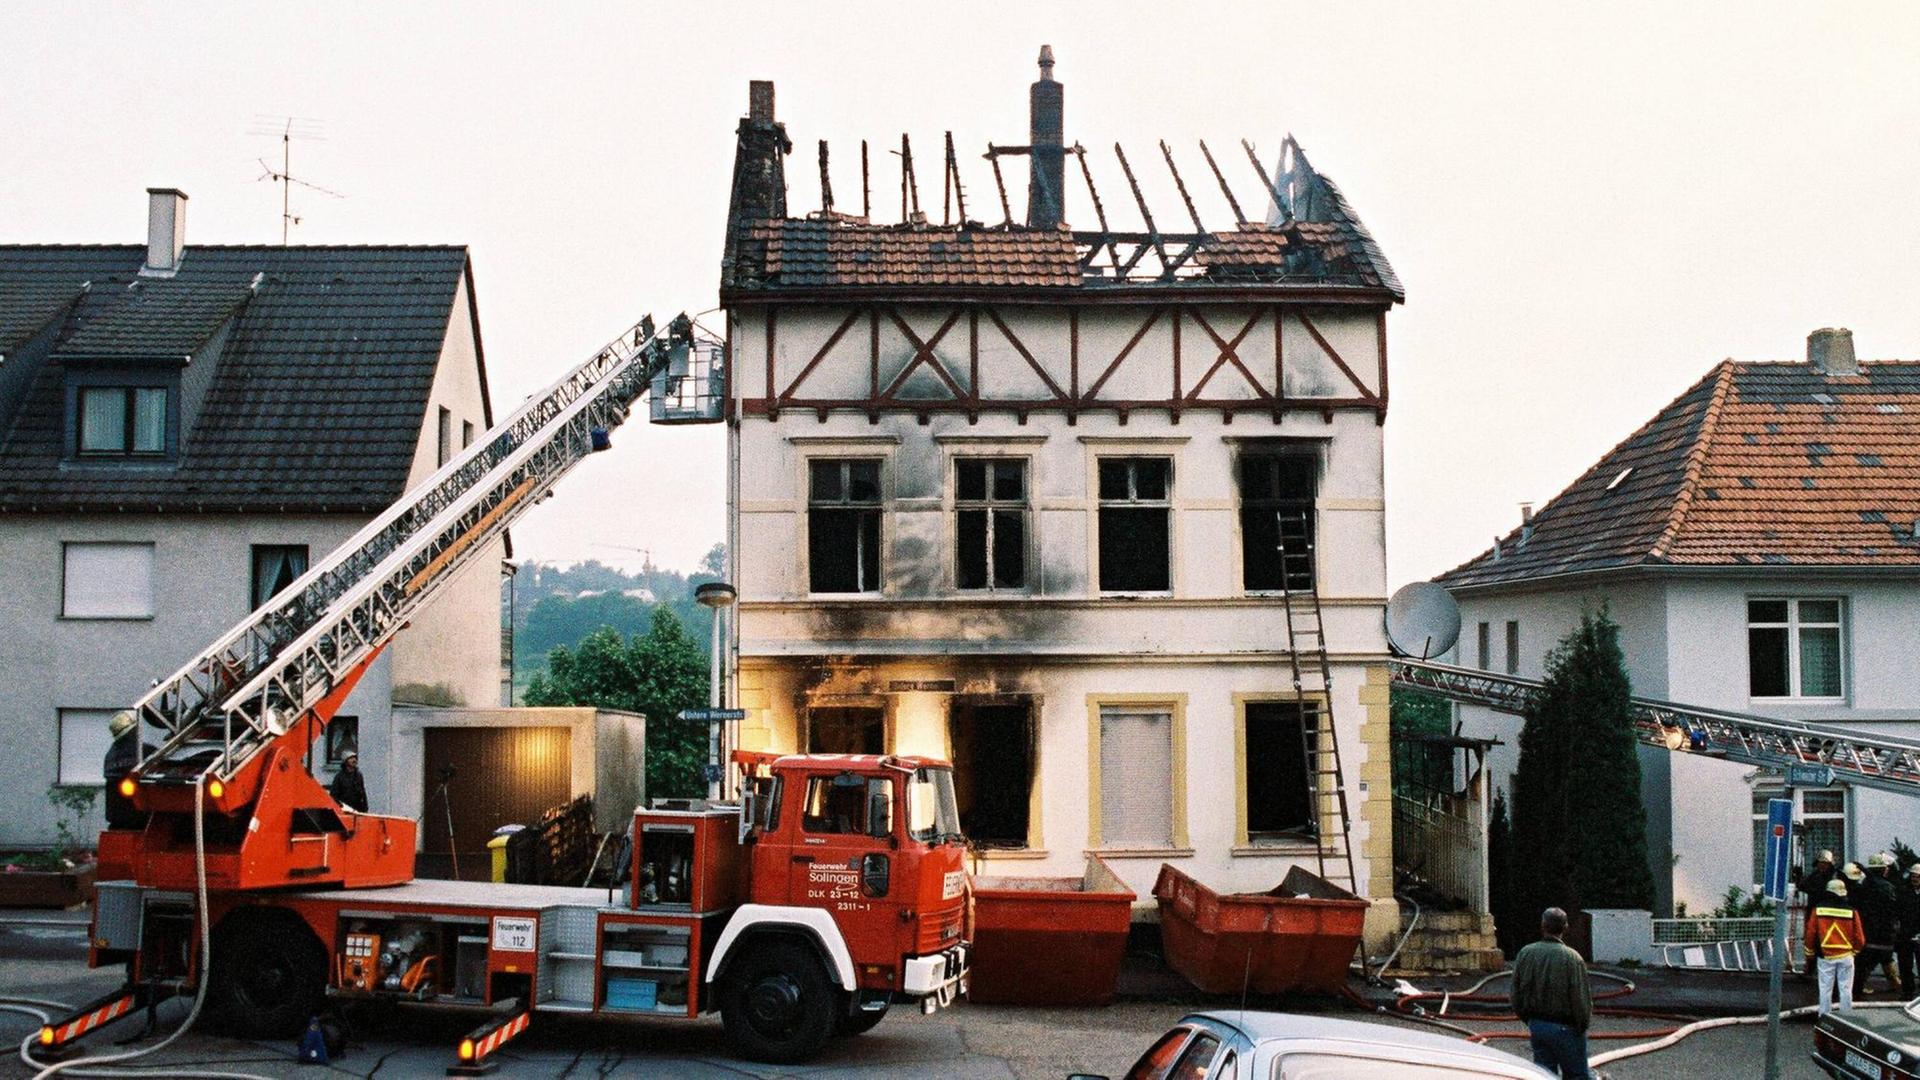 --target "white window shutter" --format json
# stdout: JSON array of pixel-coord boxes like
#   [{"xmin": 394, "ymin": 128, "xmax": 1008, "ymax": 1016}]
[
  {"xmin": 62, "ymin": 543, "xmax": 154, "ymax": 618},
  {"xmin": 59, "ymin": 709, "xmax": 117, "ymax": 785},
  {"xmin": 1100, "ymin": 708, "xmax": 1173, "ymax": 848}
]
